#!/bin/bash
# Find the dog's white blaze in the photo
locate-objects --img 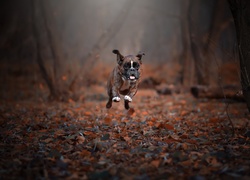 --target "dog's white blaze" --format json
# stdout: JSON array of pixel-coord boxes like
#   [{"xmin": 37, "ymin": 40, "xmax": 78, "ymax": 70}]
[{"xmin": 131, "ymin": 60, "xmax": 133, "ymax": 68}]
